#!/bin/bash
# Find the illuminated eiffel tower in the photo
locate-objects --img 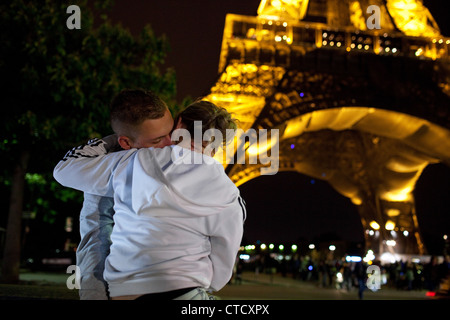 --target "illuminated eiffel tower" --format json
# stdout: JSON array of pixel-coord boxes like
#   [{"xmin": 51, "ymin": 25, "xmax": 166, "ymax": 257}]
[{"xmin": 206, "ymin": 0, "xmax": 450, "ymax": 256}]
